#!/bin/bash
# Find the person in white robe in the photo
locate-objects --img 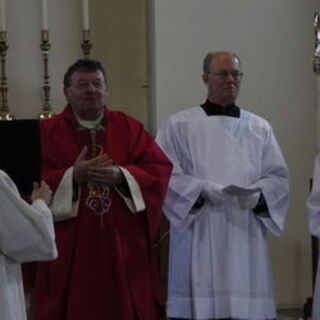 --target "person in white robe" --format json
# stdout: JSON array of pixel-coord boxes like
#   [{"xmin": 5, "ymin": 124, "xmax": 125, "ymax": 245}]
[
  {"xmin": 156, "ymin": 51, "xmax": 289, "ymax": 320},
  {"xmin": 306, "ymin": 153, "xmax": 320, "ymax": 320},
  {"xmin": 0, "ymin": 170, "xmax": 57, "ymax": 320}
]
